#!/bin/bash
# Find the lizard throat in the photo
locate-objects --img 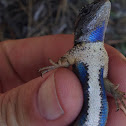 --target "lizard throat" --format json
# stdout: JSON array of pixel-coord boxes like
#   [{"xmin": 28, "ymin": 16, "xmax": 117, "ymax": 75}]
[{"xmin": 88, "ymin": 21, "xmax": 105, "ymax": 43}]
